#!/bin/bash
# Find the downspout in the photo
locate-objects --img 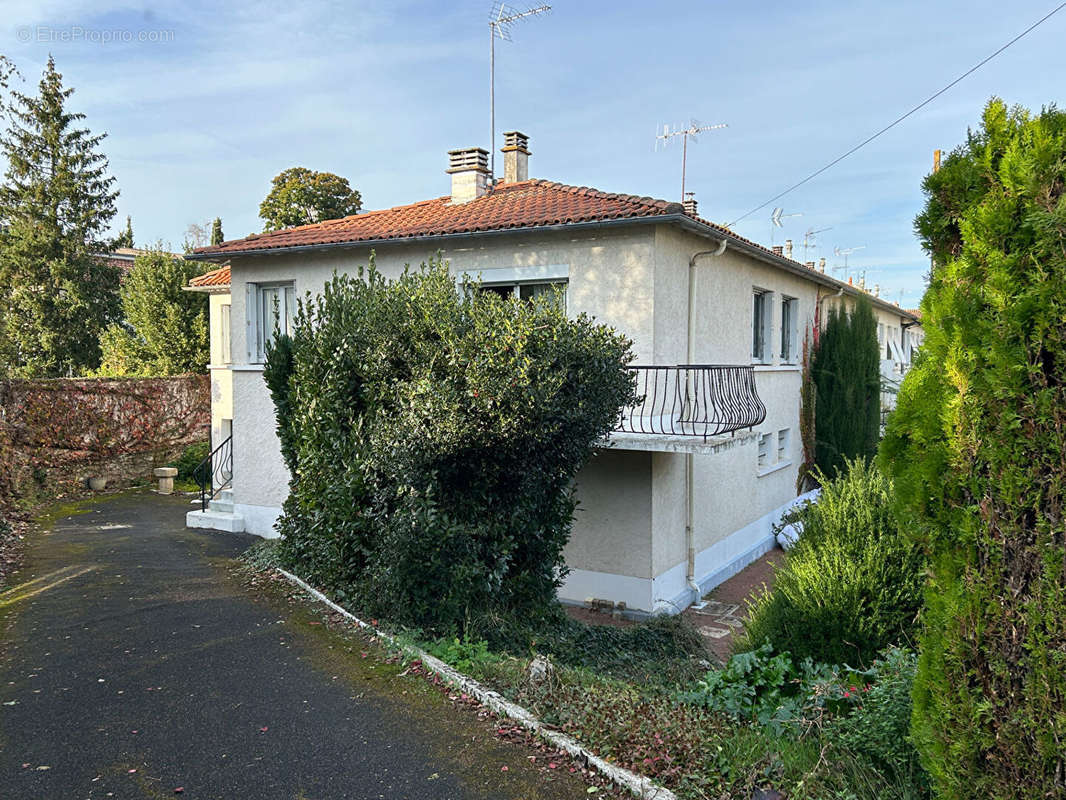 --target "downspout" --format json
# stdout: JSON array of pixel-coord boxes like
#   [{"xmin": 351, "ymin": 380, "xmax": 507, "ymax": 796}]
[{"xmin": 684, "ymin": 239, "xmax": 728, "ymax": 608}]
